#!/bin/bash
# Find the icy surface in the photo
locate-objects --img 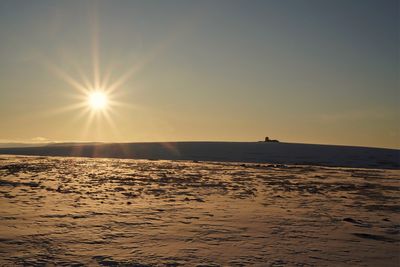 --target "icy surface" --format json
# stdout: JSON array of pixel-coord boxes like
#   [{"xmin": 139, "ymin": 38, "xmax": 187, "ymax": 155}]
[
  {"xmin": 0, "ymin": 155, "xmax": 399, "ymax": 266},
  {"xmin": 0, "ymin": 142, "xmax": 398, "ymax": 169}
]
